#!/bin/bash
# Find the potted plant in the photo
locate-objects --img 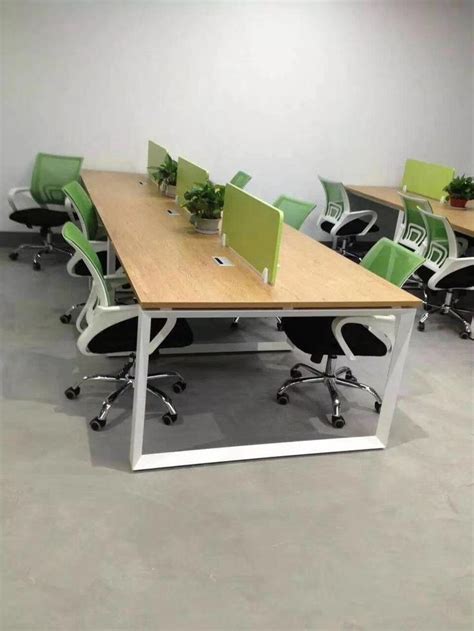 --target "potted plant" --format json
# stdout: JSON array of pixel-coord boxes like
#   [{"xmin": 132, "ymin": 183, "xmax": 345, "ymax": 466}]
[
  {"xmin": 155, "ymin": 155, "xmax": 178, "ymax": 198},
  {"xmin": 443, "ymin": 175, "xmax": 473, "ymax": 208},
  {"xmin": 182, "ymin": 181, "xmax": 225, "ymax": 234}
]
